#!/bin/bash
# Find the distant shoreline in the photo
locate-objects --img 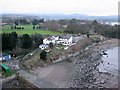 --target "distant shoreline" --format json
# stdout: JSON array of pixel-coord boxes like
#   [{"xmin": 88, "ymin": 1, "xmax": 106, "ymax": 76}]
[{"xmin": 94, "ymin": 38, "xmax": 118, "ymax": 51}]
